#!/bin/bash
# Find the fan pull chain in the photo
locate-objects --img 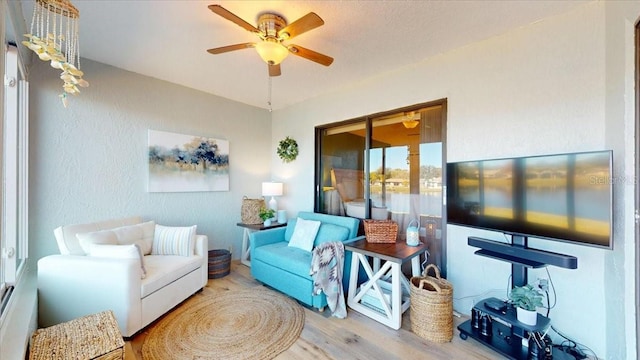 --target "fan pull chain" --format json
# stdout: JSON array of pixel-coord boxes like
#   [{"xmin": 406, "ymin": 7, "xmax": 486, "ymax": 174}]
[{"xmin": 267, "ymin": 76, "xmax": 273, "ymax": 112}]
